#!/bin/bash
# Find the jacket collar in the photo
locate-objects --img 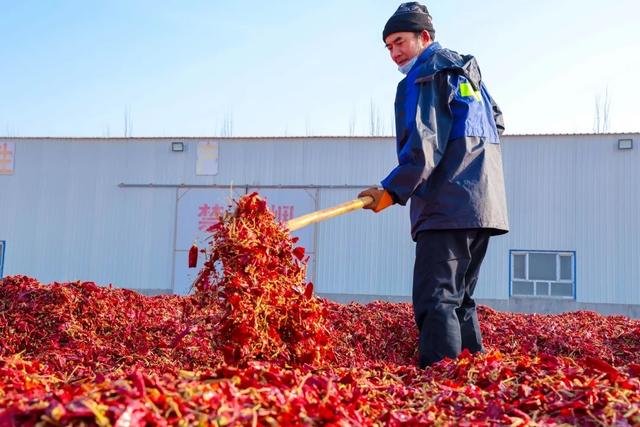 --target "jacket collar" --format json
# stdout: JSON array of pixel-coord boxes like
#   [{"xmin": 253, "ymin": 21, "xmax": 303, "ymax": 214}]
[
  {"xmin": 404, "ymin": 42, "xmax": 441, "ymax": 77},
  {"xmin": 415, "ymin": 41, "xmax": 441, "ymax": 67}
]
